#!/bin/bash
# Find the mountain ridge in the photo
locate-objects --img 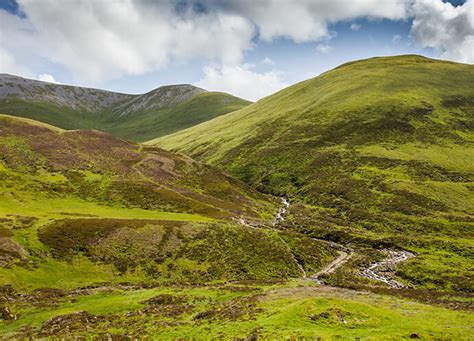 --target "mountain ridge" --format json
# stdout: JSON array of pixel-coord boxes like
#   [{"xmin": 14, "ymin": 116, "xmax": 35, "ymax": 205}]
[{"xmin": 0, "ymin": 74, "xmax": 251, "ymax": 141}]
